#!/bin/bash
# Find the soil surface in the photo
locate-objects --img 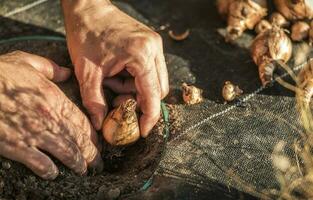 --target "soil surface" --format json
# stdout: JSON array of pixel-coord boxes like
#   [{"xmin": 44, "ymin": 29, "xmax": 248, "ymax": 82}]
[{"xmin": 0, "ymin": 129, "xmax": 165, "ymax": 200}]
